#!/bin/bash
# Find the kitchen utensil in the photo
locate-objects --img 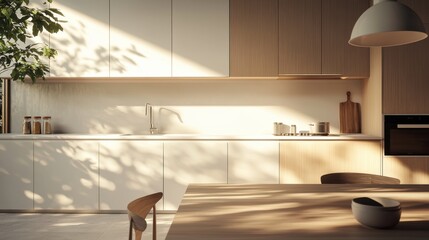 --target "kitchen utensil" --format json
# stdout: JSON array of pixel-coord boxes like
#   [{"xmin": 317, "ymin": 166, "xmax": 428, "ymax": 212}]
[
  {"xmin": 340, "ymin": 91, "xmax": 361, "ymax": 133},
  {"xmin": 351, "ymin": 197, "xmax": 401, "ymax": 229},
  {"xmin": 309, "ymin": 122, "xmax": 330, "ymax": 136}
]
